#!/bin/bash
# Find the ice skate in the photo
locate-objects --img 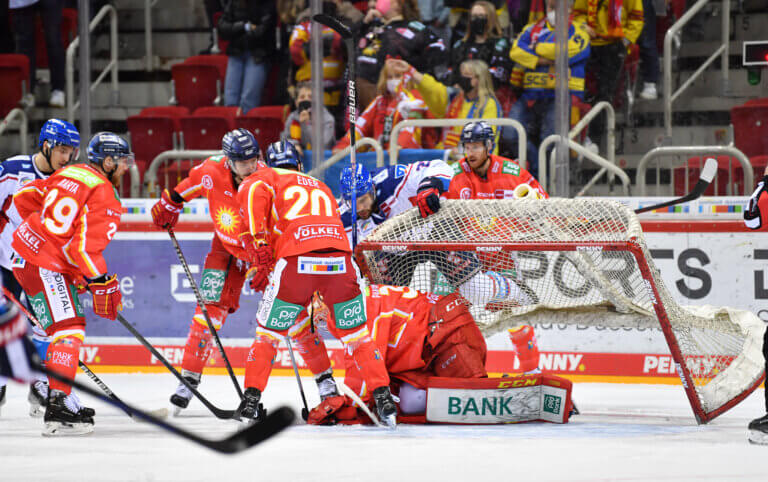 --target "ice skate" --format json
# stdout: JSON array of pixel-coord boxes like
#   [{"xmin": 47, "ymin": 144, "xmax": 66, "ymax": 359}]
[
  {"xmin": 169, "ymin": 372, "xmax": 200, "ymax": 416},
  {"xmin": 748, "ymin": 413, "xmax": 768, "ymax": 445},
  {"xmin": 237, "ymin": 387, "xmax": 266, "ymax": 423},
  {"xmin": 316, "ymin": 370, "xmax": 340, "ymax": 400},
  {"xmin": 42, "ymin": 390, "xmax": 95, "ymax": 436},
  {"xmin": 372, "ymin": 386, "xmax": 397, "ymax": 429},
  {"xmin": 28, "ymin": 379, "xmax": 48, "ymax": 417}
]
